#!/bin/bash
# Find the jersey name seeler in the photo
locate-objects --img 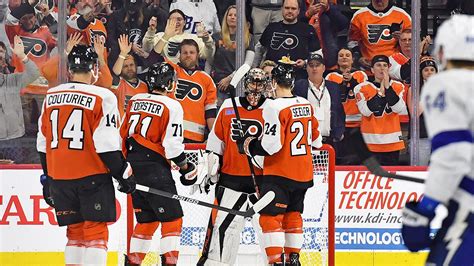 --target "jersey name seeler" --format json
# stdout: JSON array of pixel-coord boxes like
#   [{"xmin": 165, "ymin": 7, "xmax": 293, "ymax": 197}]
[
  {"xmin": 175, "ymin": 79, "xmax": 203, "ymax": 101},
  {"xmin": 291, "ymin": 105, "xmax": 311, "ymax": 119},
  {"xmin": 230, "ymin": 118, "xmax": 263, "ymax": 142}
]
